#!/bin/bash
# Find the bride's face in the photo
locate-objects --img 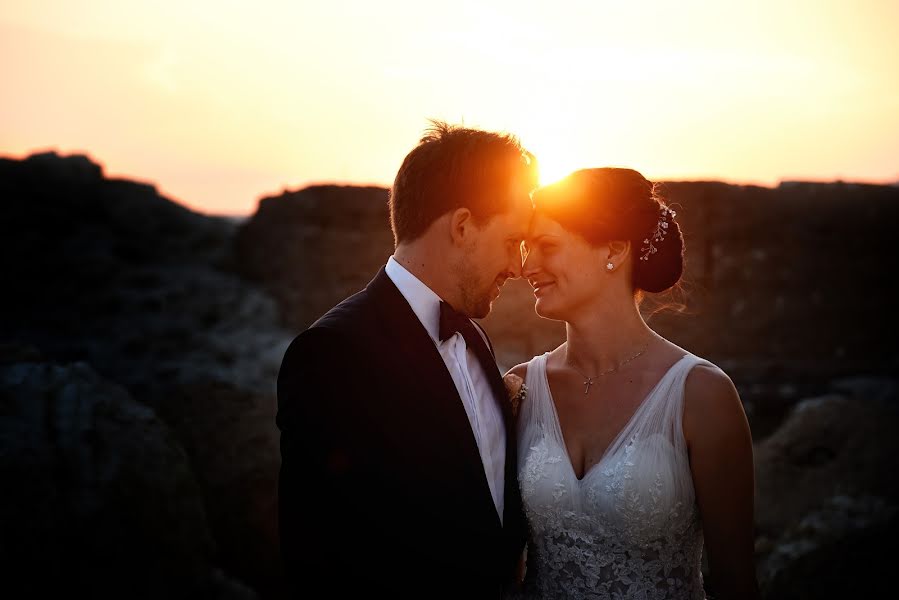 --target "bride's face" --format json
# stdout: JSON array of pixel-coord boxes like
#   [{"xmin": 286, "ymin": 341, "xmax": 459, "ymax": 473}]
[{"xmin": 522, "ymin": 213, "xmax": 607, "ymax": 320}]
